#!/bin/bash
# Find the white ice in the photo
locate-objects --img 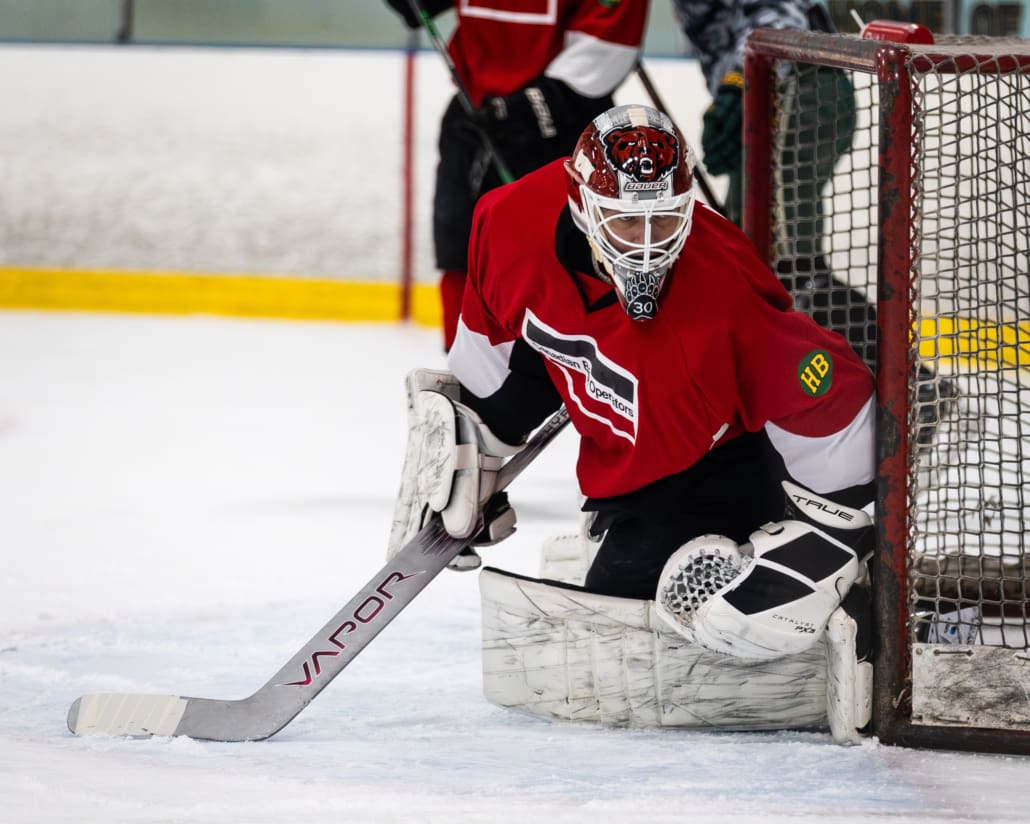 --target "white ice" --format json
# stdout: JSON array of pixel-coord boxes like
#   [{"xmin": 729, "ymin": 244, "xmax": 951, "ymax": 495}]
[{"xmin": 1, "ymin": 310, "xmax": 1028, "ymax": 824}]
